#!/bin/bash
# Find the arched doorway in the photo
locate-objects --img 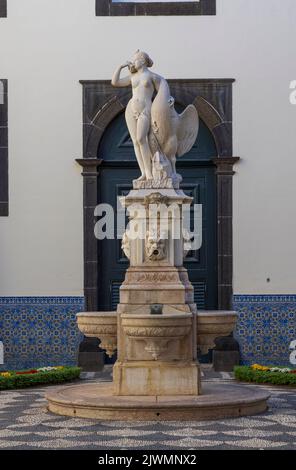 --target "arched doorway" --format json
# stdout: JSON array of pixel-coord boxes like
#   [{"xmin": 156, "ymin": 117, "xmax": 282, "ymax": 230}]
[
  {"xmin": 97, "ymin": 111, "xmax": 218, "ymax": 311},
  {"xmin": 78, "ymin": 78, "xmax": 238, "ymax": 314}
]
